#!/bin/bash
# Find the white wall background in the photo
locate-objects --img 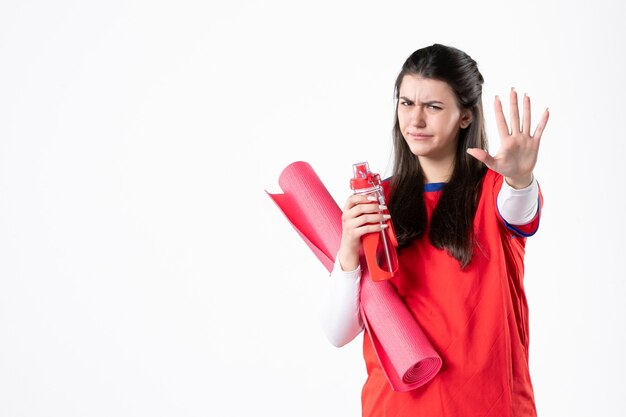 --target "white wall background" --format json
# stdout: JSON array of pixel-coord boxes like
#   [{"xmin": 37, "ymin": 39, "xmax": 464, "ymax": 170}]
[{"xmin": 1, "ymin": 0, "xmax": 624, "ymax": 415}]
